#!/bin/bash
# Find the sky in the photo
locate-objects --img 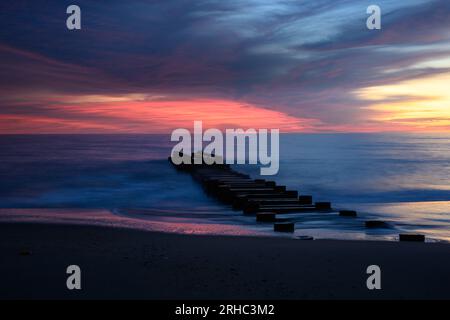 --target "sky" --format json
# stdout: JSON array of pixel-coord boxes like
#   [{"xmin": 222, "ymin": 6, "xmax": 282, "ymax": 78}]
[{"xmin": 0, "ymin": 0, "xmax": 449, "ymax": 133}]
